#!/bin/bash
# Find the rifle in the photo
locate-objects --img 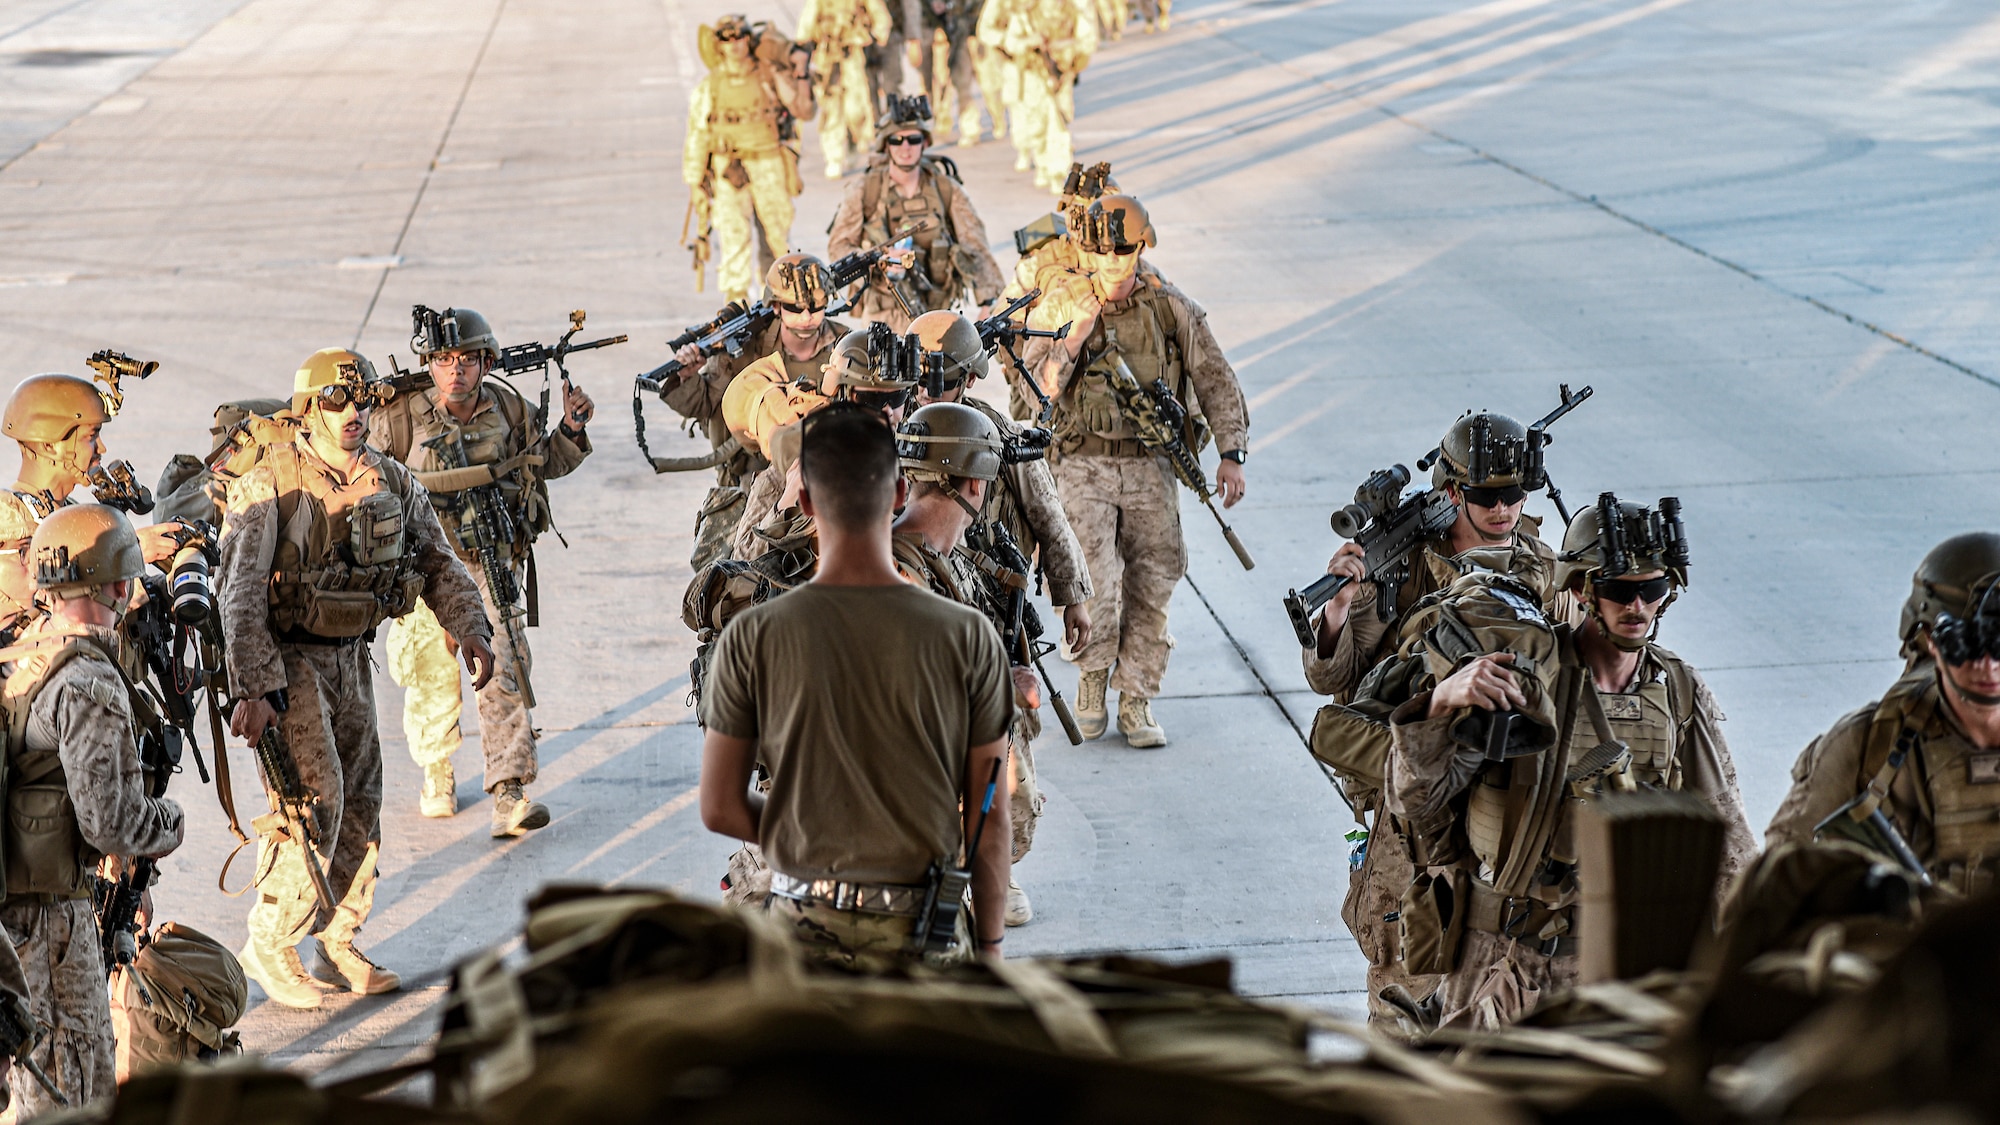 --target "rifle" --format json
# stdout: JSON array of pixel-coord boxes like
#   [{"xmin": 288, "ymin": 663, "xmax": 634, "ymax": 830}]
[
  {"xmin": 964, "ymin": 520, "xmax": 1083, "ymax": 745},
  {"xmin": 0, "ymin": 991, "xmax": 66, "ymax": 1106},
  {"xmin": 969, "ymin": 288, "xmax": 1070, "ymax": 424},
  {"xmin": 421, "ymin": 426, "xmax": 536, "ymax": 710},
  {"xmin": 631, "ymin": 238, "xmax": 918, "ymax": 465},
  {"xmin": 685, "ymin": 181, "xmax": 714, "ymax": 291},
  {"xmin": 1097, "ymin": 333, "xmax": 1255, "ymax": 570},
  {"xmin": 96, "ymin": 721, "xmax": 181, "ymax": 998},
  {"xmin": 1280, "ymin": 464, "xmax": 1455, "ymax": 649},
  {"xmin": 235, "ymin": 692, "xmax": 339, "ymax": 917}
]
